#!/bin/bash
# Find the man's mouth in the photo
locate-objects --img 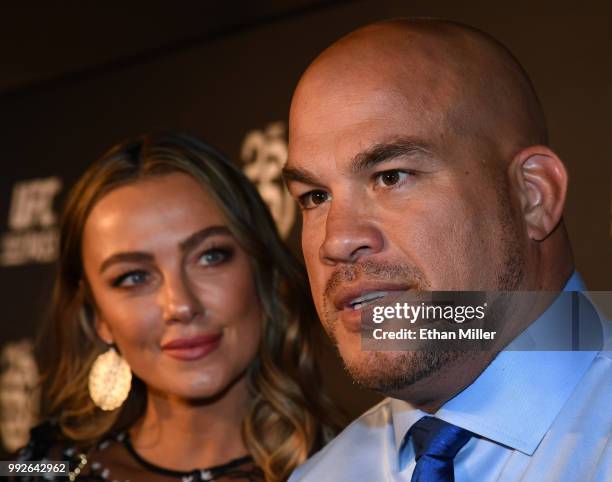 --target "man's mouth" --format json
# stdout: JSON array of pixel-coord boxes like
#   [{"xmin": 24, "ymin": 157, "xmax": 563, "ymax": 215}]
[
  {"xmin": 332, "ymin": 283, "xmax": 412, "ymax": 312},
  {"xmin": 347, "ymin": 291, "xmax": 390, "ymax": 310},
  {"xmin": 329, "ymin": 282, "xmax": 413, "ymax": 333}
]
